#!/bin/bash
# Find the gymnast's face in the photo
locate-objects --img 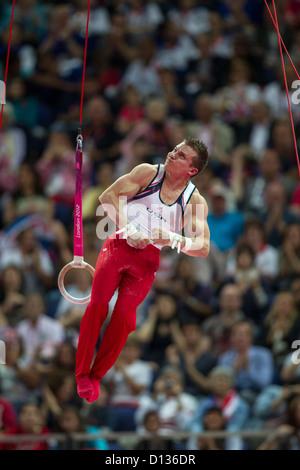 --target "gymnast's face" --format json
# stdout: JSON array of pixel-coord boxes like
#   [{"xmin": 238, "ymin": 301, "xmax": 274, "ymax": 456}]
[{"xmin": 165, "ymin": 142, "xmax": 198, "ymax": 179}]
